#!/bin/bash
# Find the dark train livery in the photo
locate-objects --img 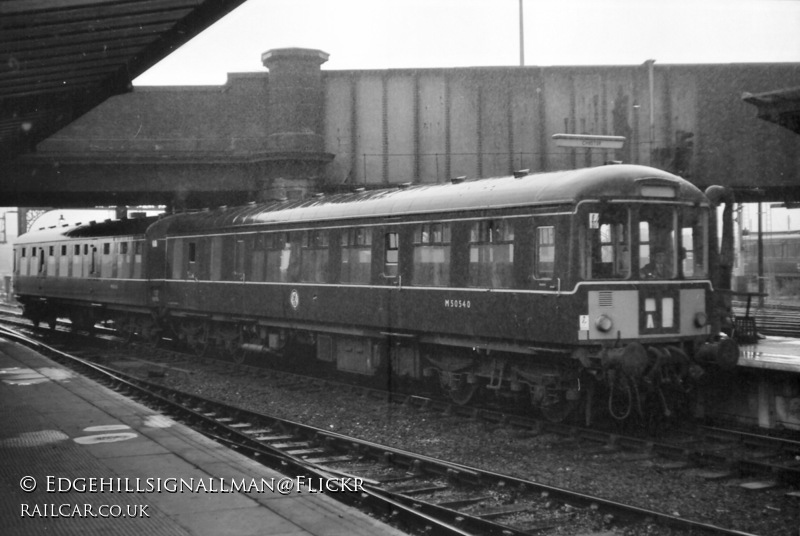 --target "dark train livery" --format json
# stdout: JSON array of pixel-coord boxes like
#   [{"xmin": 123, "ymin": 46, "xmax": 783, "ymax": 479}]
[{"xmin": 13, "ymin": 164, "xmax": 736, "ymax": 423}]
